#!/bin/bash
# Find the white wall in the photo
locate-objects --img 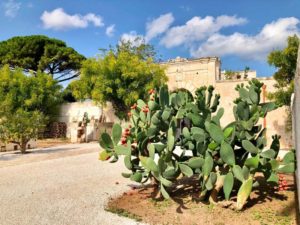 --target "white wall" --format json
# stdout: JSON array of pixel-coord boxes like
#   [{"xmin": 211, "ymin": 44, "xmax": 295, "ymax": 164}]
[{"xmin": 58, "ymin": 101, "xmax": 102, "ymax": 139}]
